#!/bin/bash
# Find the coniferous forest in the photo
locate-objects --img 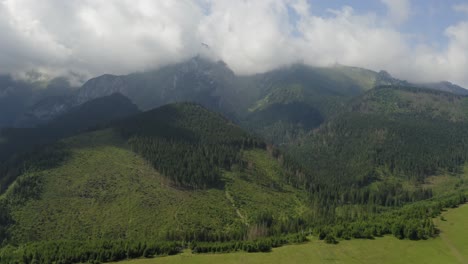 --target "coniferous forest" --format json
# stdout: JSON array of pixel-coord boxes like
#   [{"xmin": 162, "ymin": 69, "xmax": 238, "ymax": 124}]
[{"xmin": 1, "ymin": 65, "xmax": 468, "ymax": 264}]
